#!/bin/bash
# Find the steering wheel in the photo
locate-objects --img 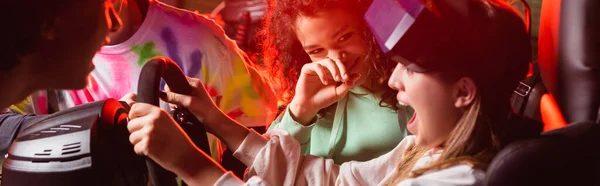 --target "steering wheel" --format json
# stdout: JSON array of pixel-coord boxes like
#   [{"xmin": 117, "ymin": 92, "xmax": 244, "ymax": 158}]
[{"xmin": 137, "ymin": 57, "xmax": 211, "ymax": 186}]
